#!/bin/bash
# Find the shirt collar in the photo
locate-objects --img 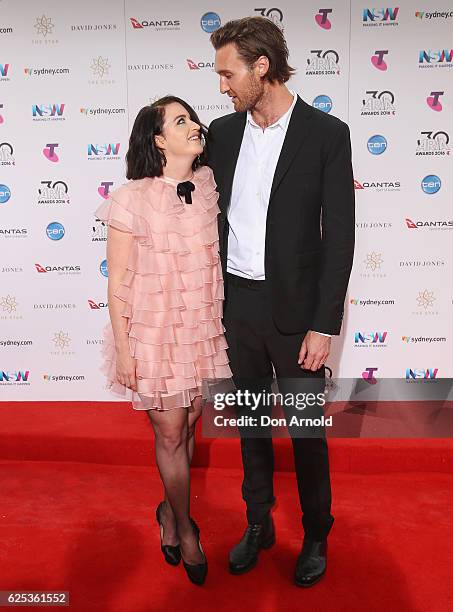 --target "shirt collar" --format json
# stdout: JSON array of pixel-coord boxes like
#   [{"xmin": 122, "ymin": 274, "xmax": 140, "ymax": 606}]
[{"xmin": 247, "ymin": 89, "xmax": 297, "ymax": 131}]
